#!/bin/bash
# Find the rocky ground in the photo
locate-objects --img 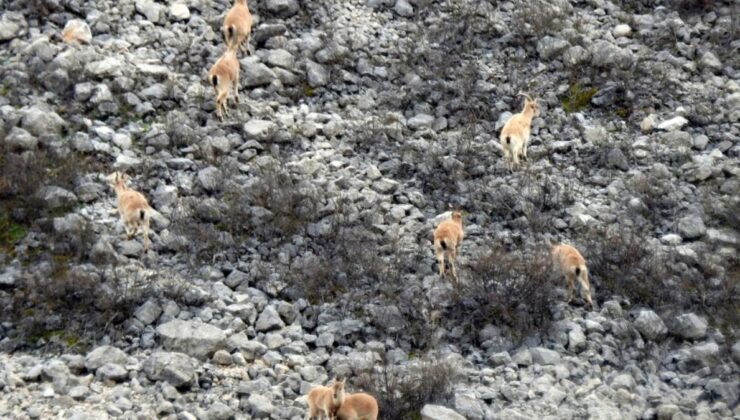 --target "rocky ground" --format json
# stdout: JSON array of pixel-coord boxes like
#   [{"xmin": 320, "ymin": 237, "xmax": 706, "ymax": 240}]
[{"xmin": 0, "ymin": 0, "xmax": 738, "ymax": 419}]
